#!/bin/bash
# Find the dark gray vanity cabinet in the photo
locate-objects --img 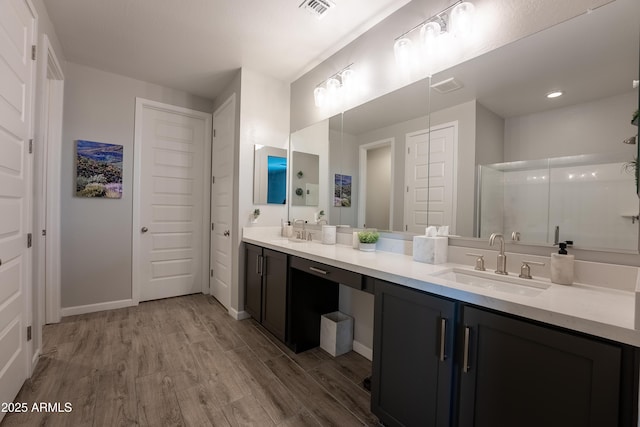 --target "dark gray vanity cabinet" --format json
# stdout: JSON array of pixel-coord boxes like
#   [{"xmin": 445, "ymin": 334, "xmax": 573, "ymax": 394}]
[
  {"xmin": 457, "ymin": 306, "xmax": 632, "ymax": 427},
  {"xmin": 243, "ymin": 244, "xmax": 288, "ymax": 342},
  {"xmin": 371, "ymin": 279, "xmax": 457, "ymax": 427},
  {"xmin": 371, "ymin": 281, "xmax": 638, "ymax": 427}
]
